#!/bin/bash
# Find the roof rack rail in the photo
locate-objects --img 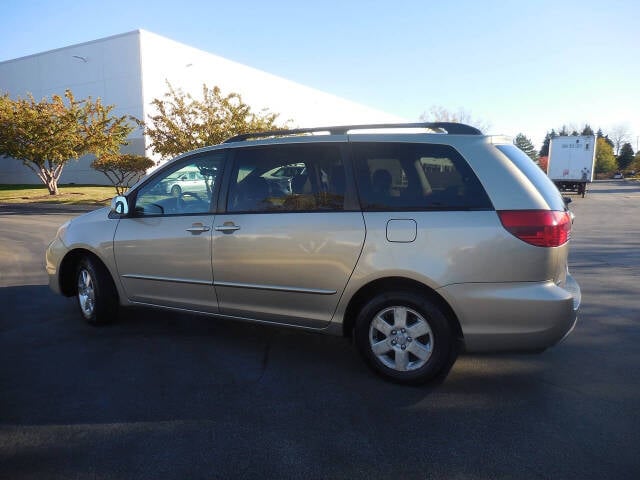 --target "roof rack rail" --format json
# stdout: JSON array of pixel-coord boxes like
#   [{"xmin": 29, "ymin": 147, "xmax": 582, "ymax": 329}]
[{"xmin": 223, "ymin": 122, "xmax": 482, "ymax": 143}]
